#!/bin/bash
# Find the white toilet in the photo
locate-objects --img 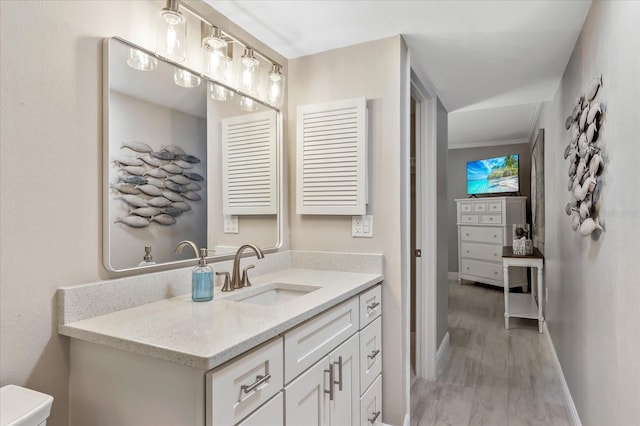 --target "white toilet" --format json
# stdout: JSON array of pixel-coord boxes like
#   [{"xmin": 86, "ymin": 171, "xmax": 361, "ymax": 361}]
[{"xmin": 0, "ymin": 385, "xmax": 53, "ymax": 426}]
